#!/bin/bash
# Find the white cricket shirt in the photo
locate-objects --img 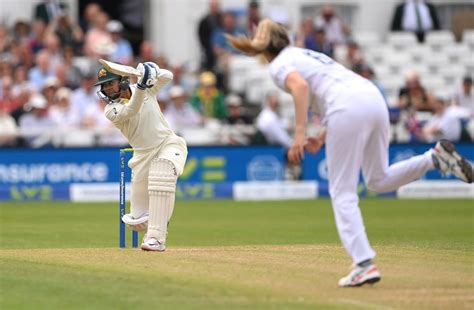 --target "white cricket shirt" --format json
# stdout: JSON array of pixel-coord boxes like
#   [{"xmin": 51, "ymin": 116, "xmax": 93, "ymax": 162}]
[
  {"xmin": 269, "ymin": 47, "xmax": 374, "ymax": 123},
  {"xmin": 104, "ymin": 68, "xmax": 175, "ymax": 150}
]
